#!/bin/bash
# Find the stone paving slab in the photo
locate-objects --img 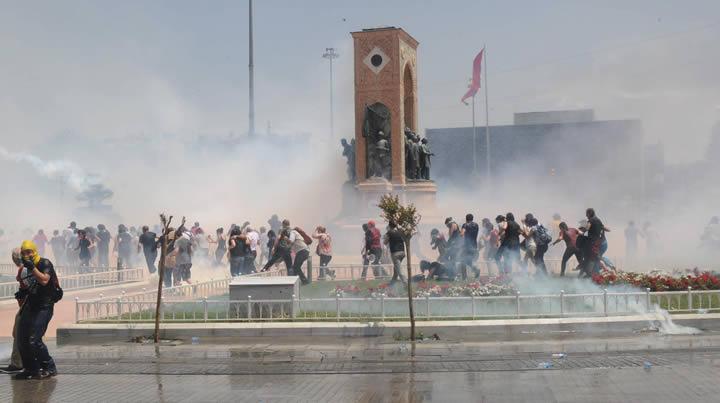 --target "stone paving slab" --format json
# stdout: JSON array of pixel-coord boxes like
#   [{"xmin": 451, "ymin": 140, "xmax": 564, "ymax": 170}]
[
  {"xmin": 3, "ymin": 365, "xmax": 720, "ymax": 402},
  {"xmin": 4, "ymin": 334, "xmax": 720, "ymax": 401}
]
